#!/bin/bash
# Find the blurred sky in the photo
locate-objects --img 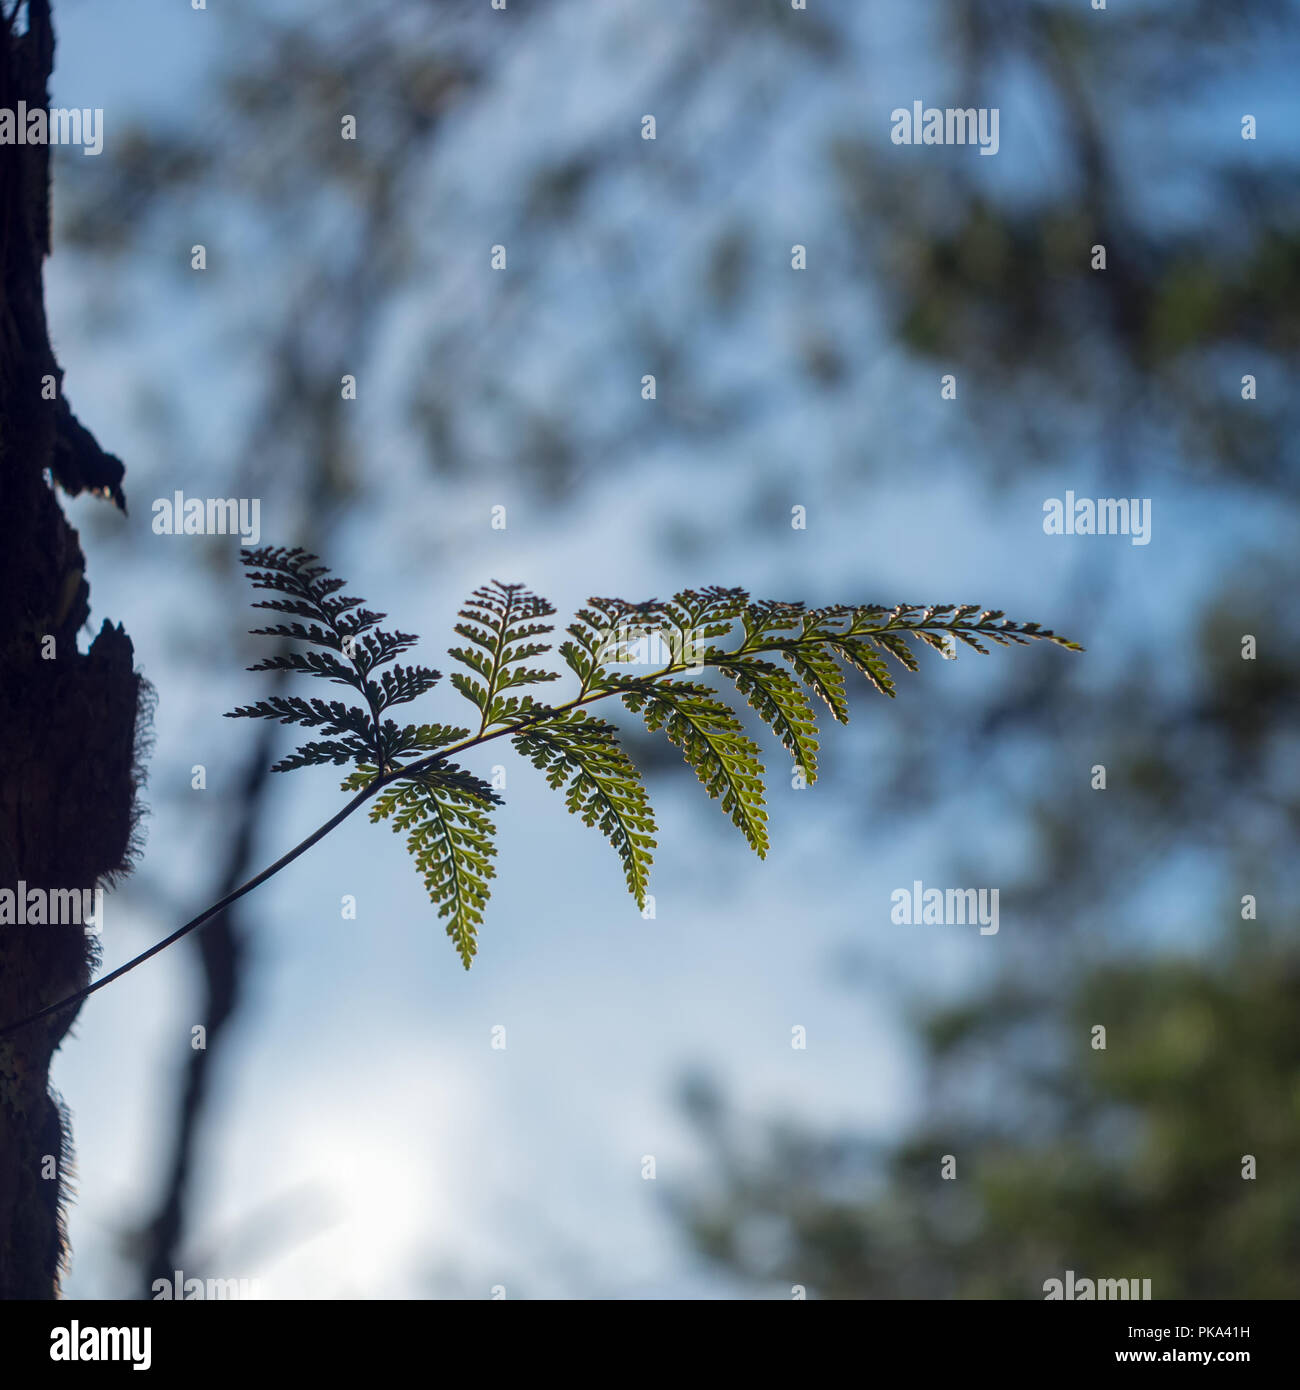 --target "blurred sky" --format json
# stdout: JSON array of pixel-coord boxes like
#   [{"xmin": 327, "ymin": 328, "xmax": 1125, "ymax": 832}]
[{"xmin": 38, "ymin": 0, "xmax": 1299, "ymax": 1296}]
